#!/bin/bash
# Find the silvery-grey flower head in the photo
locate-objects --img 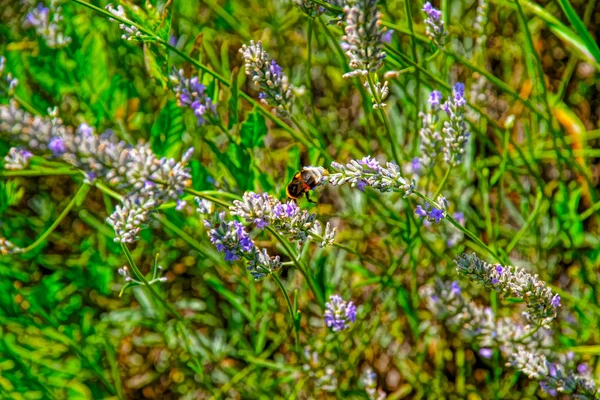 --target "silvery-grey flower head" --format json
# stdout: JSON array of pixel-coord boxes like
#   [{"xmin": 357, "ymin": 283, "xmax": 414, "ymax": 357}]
[
  {"xmin": 327, "ymin": 156, "xmax": 414, "ymax": 195},
  {"xmin": 455, "ymin": 253, "xmax": 560, "ymax": 326},
  {"xmin": 23, "ymin": 2, "xmax": 71, "ymax": 48},
  {"xmin": 341, "ymin": 0, "xmax": 387, "ymax": 78},
  {"xmin": 106, "ymin": 193, "xmax": 156, "ymax": 243},
  {"xmin": 419, "ymin": 90, "xmax": 443, "ymax": 168},
  {"xmin": 239, "ymin": 40, "xmax": 295, "ymax": 117},
  {"xmin": 4, "ymin": 147, "xmax": 33, "ymax": 170}
]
